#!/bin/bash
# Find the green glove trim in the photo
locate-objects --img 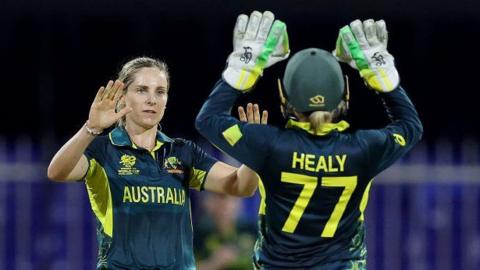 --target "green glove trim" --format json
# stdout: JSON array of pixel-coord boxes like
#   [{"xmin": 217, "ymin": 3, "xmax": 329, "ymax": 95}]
[
  {"xmin": 339, "ymin": 26, "xmax": 369, "ymax": 70},
  {"xmin": 255, "ymin": 21, "xmax": 286, "ymax": 72},
  {"xmin": 281, "ymin": 29, "xmax": 290, "ymax": 54},
  {"xmin": 334, "ymin": 34, "xmax": 347, "ymax": 59}
]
